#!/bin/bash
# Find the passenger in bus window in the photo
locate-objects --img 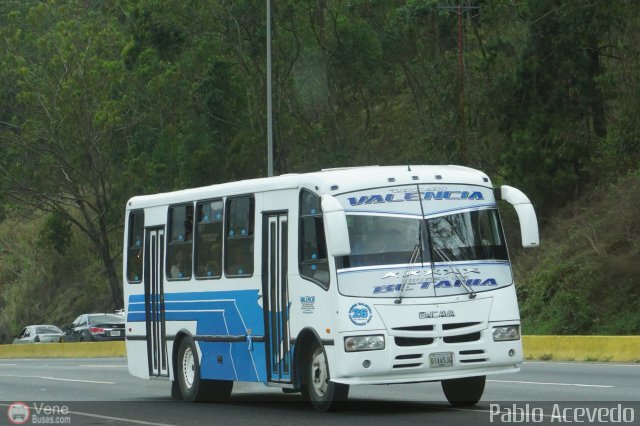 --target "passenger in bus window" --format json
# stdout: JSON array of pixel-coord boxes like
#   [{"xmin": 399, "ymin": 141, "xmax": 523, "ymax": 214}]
[
  {"xmin": 205, "ymin": 242, "xmax": 221, "ymax": 277},
  {"xmin": 226, "ymin": 243, "xmax": 252, "ymax": 275},
  {"xmin": 171, "ymin": 249, "xmax": 188, "ymax": 278},
  {"xmin": 227, "ymin": 249, "xmax": 245, "ymax": 275}
]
